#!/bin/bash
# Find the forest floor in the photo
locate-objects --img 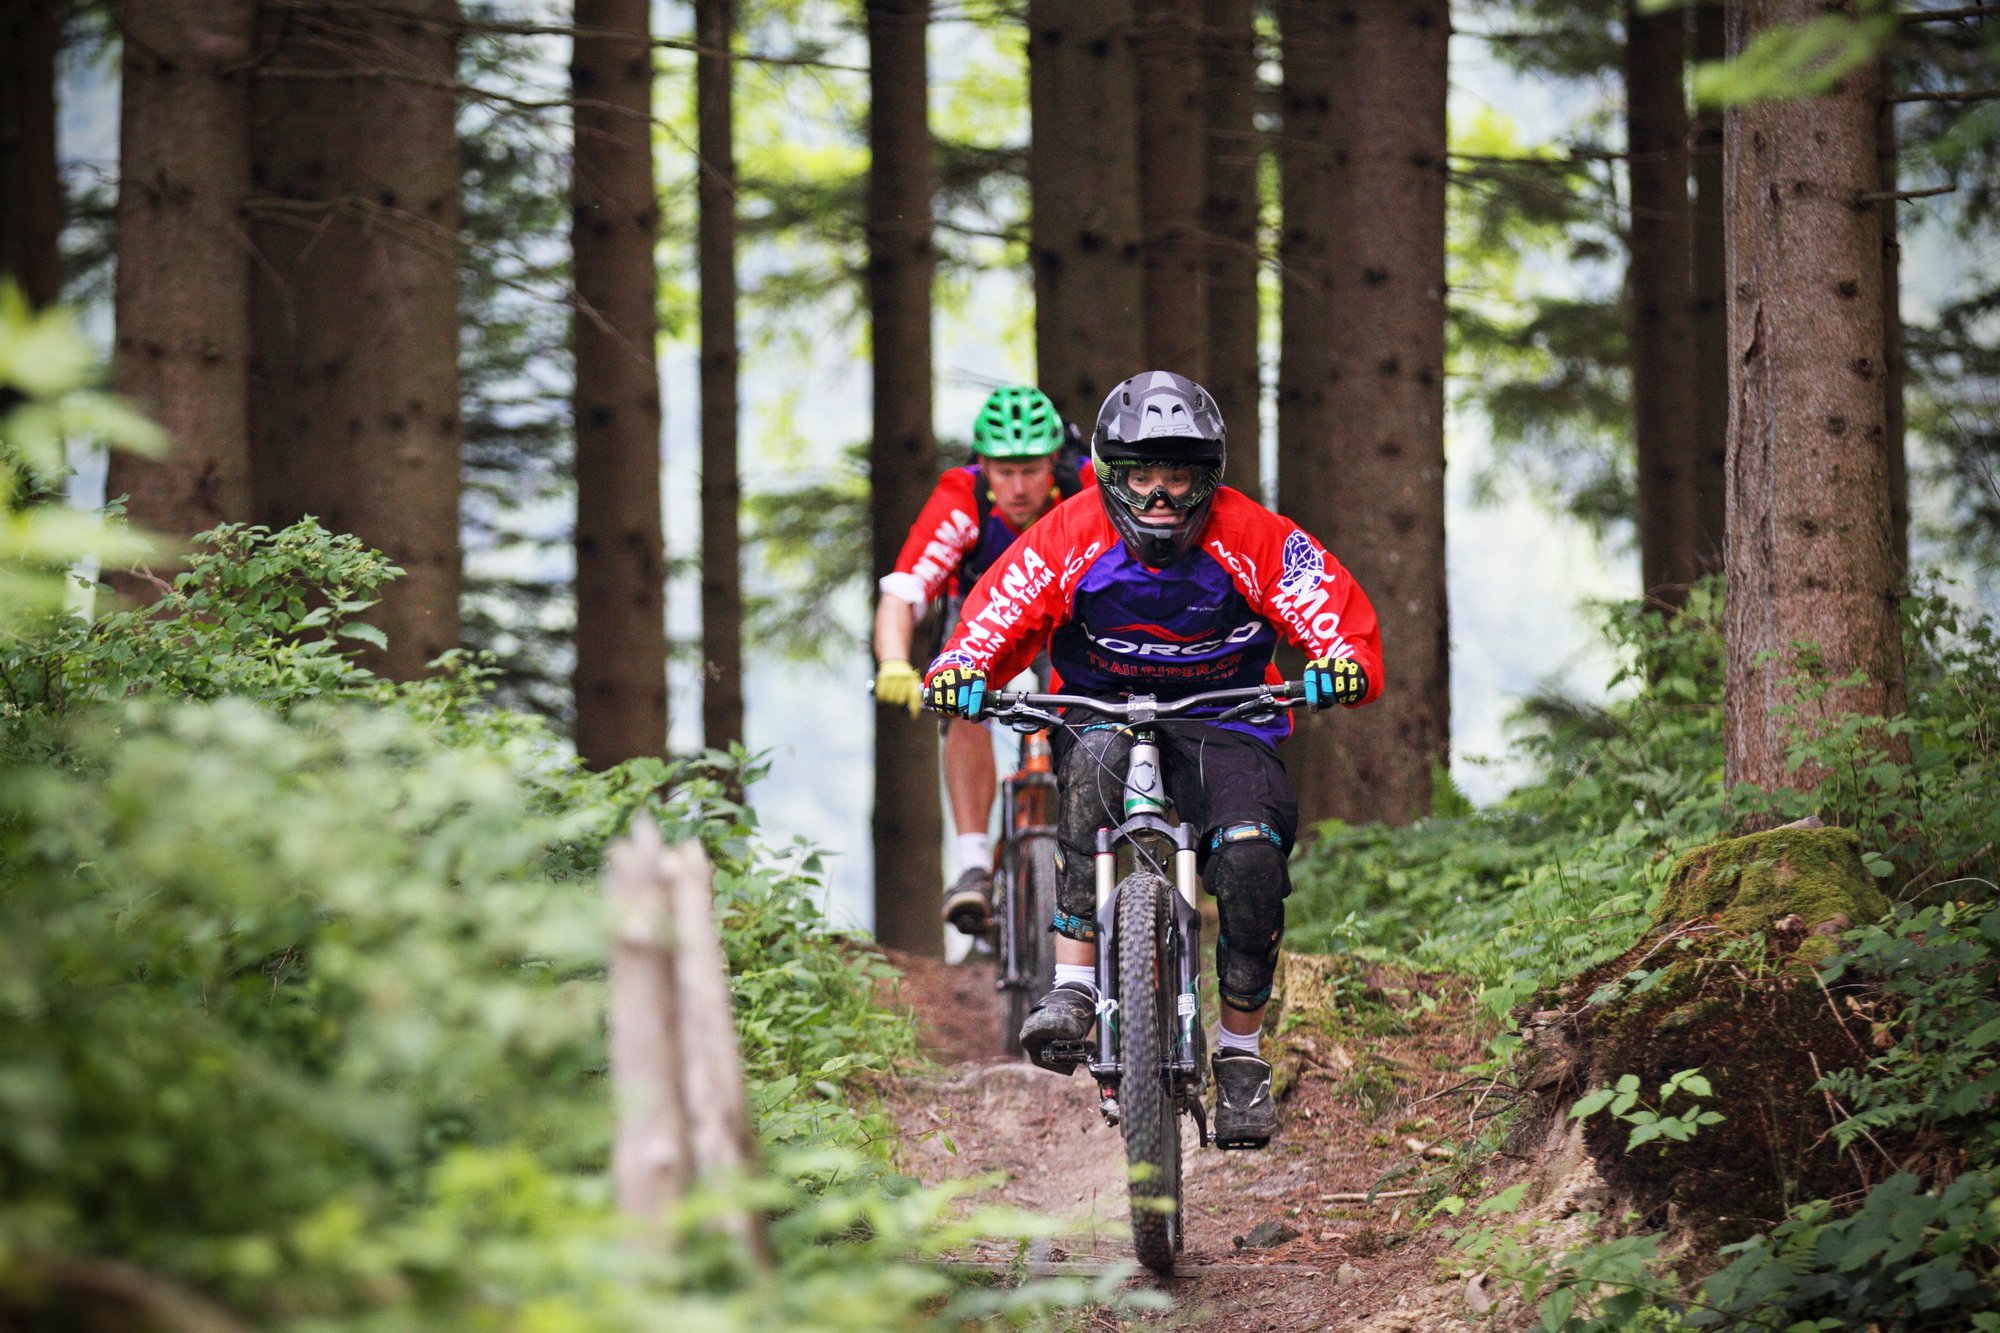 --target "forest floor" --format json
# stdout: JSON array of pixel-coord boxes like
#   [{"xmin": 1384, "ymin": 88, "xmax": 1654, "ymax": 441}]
[{"xmin": 878, "ymin": 948, "xmax": 1503, "ymax": 1331}]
